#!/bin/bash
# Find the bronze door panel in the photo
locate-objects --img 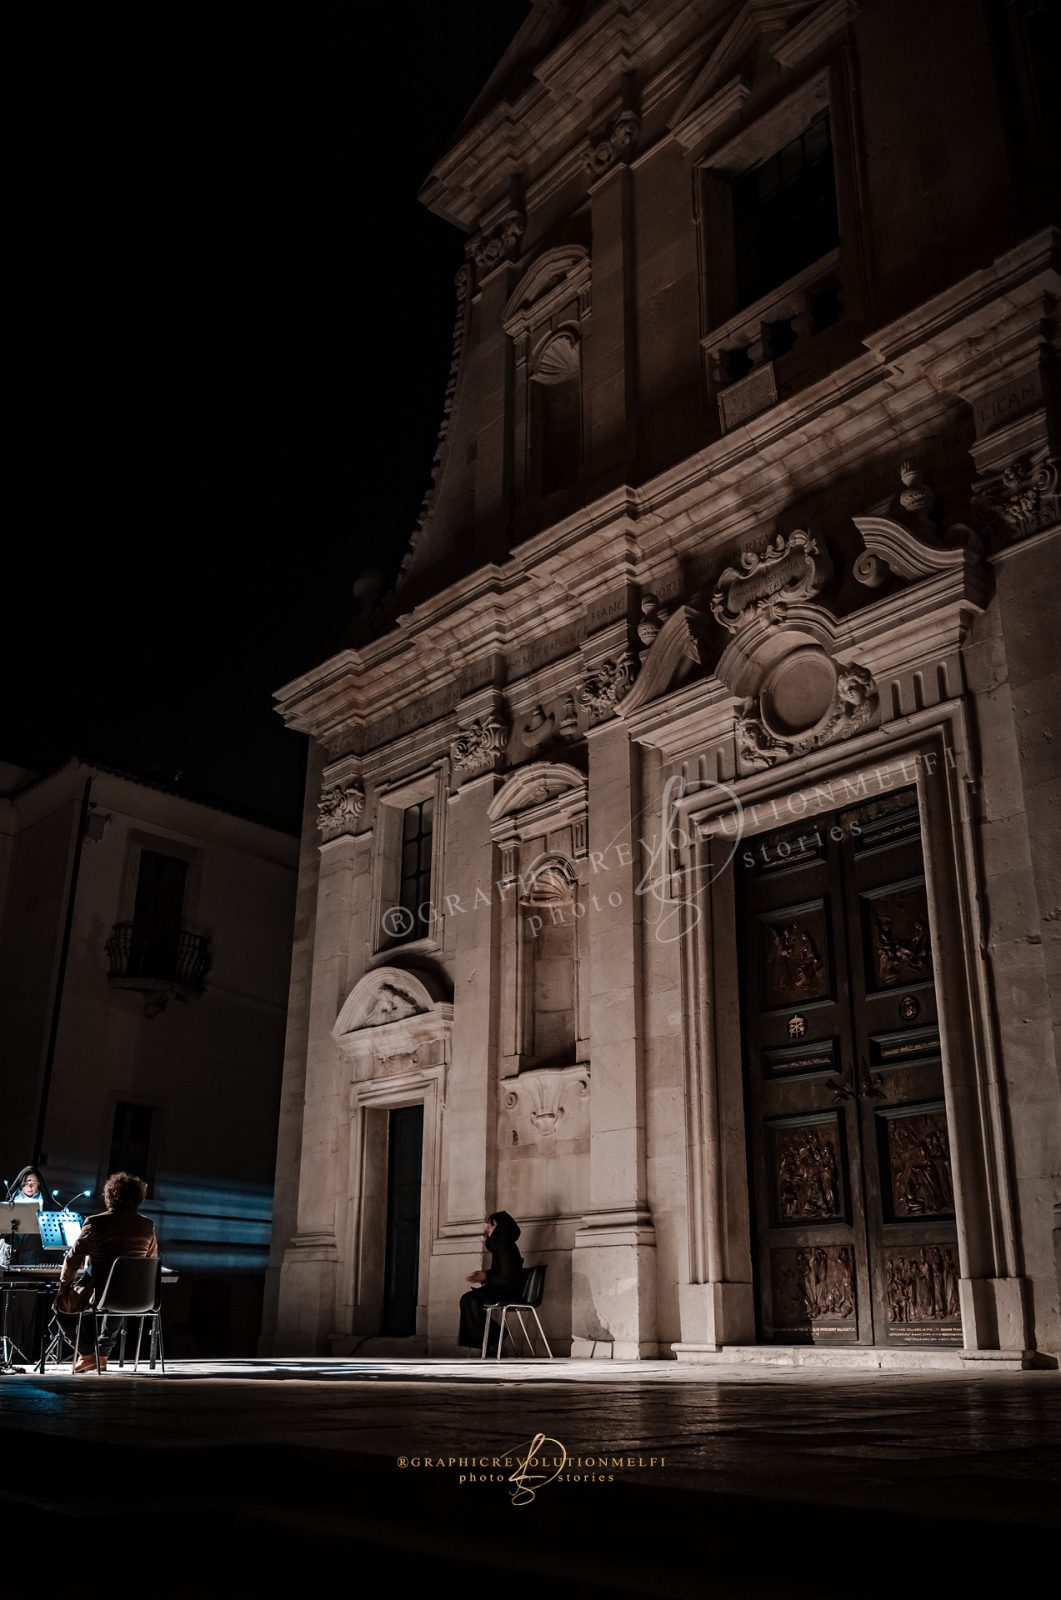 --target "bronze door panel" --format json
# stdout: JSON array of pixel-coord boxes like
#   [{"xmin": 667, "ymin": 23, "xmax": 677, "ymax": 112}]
[{"xmin": 738, "ymin": 788, "xmax": 960, "ymax": 1346}]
